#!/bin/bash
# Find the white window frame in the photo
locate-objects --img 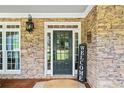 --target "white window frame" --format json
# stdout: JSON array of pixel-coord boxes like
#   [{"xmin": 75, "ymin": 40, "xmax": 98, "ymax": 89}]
[
  {"xmin": 44, "ymin": 22, "xmax": 81, "ymax": 76},
  {"xmin": 0, "ymin": 22, "xmax": 21, "ymax": 74}
]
